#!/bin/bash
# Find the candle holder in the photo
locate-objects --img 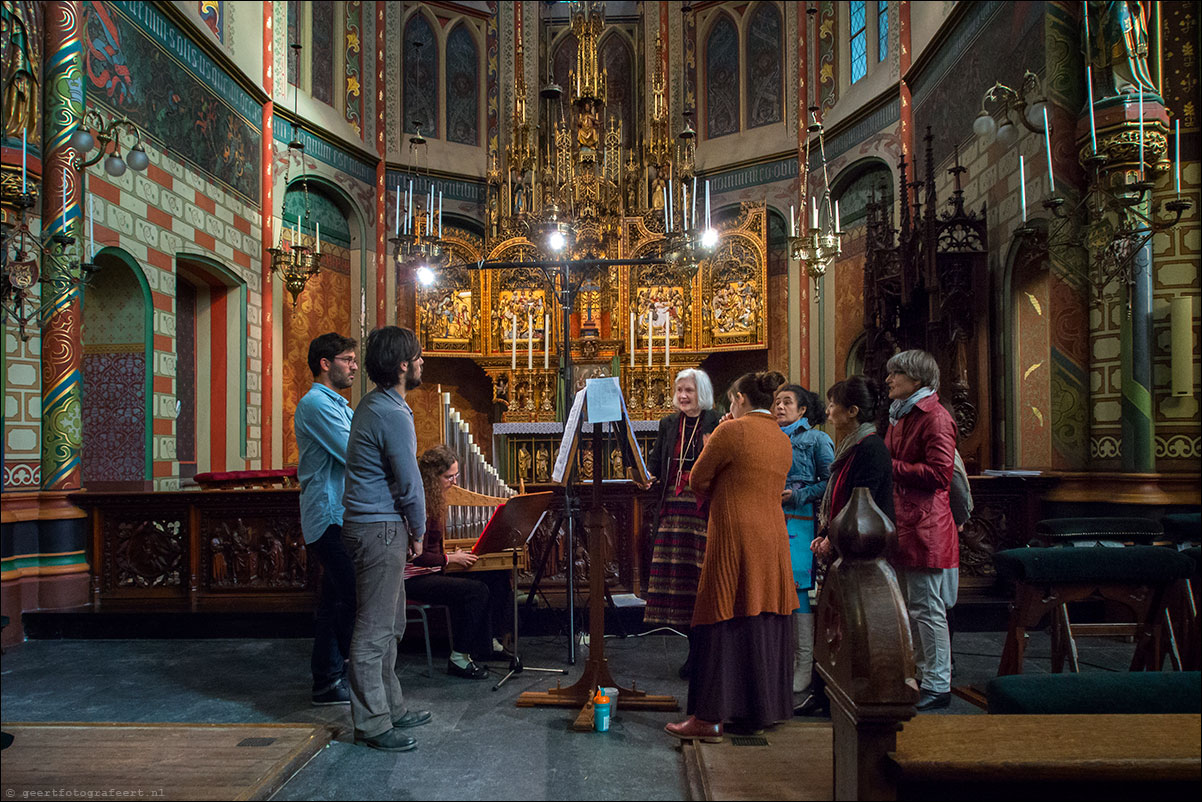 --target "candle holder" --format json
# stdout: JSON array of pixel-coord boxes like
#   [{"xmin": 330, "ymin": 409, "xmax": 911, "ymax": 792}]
[{"xmin": 790, "ymin": 109, "xmax": 844, "ymax": 302}]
